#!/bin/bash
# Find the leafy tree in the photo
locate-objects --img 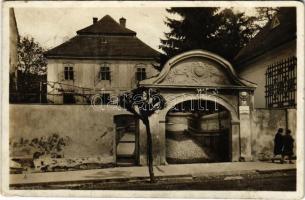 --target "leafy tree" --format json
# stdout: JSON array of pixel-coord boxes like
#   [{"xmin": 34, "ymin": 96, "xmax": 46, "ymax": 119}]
[
  {"xmin": 212, "ymin": 8, "xmax": 259, "ymax": 61},
  {"xmin": 160, "ymin": 8, "xmax": 220, "ymax": 61},
  {"xmin": 11, "ymin": 36, "xmax": 48, "ymax": 103},
  {"xmin": 17, "ymin": 36, "xmax": 47, "ymax": 75},
  {"xmin": 159, "ymin": 7, "xmax": 259, "ymax": 65},
  {"xmin": 255, "ymin": 7, "xmax": 279, "ymax": 23},
  {"xmin": 118, "ymin": 87, "xmax": 166, "ymax": 183}
]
